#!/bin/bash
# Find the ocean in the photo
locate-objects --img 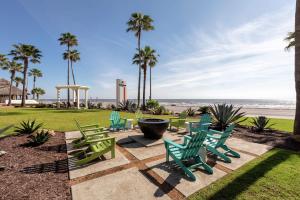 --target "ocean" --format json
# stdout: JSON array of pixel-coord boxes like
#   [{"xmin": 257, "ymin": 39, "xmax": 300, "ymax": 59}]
[{"xmin": 40, "ymin": 99, "xmax": 296, "ymax": 110}]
